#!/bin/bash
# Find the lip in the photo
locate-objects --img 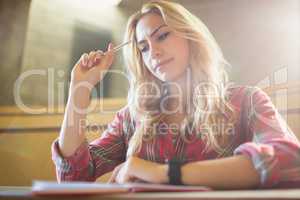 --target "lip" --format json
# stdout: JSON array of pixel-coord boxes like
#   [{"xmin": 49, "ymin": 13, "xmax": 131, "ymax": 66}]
[{"xmin": 154, "ymin": 58, "xmax": 174, "ymax": 71}]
